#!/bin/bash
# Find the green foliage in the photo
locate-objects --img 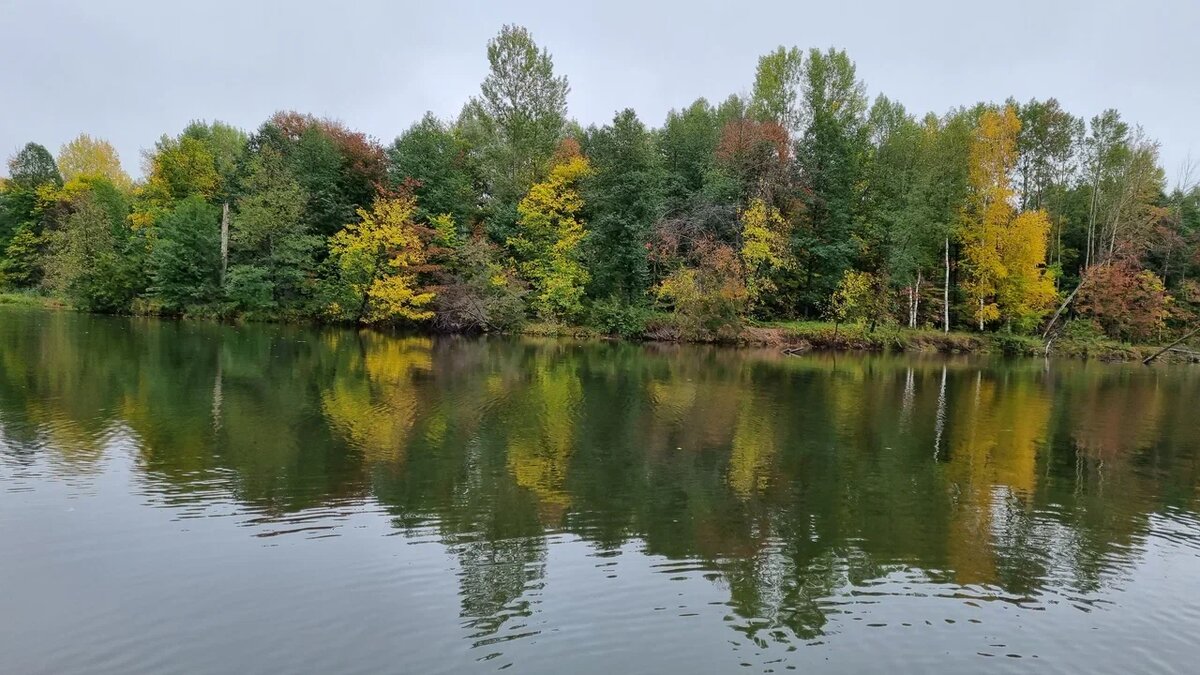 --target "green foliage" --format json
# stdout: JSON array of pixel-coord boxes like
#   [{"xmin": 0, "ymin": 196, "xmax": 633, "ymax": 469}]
[
  {"xmin": 0, "ymin": 184, "xmax": 39, "ymax": 249},
  {"xmin": 251, "ymin": 112, "xmax": 386, "ymax": 238},
  {"xmin": 149, "ymin": 197, "xmax": 222, "ymax": 313},
  {"xmin": 7, "ymin": 143, "xmax": 62, "ymax": 190},
  {"xmin": 0, "ymin": 223, "xmax": 44, "ymax": 288},
  {"xmin": 749, "ymin": 46, "xmax": 803, "ymax": 129},
  {"xmin": 989, "ymin": 332, "xmax": 1040, "ymax": 357},
  {"xmin": 43, "ymin": 179, "xmax": 141, "ymax": 312},
  {"xmin": 581, "ymin": 109, "xmax": 663, "ymax": 302},
  {"xmin": 1061, "ymin": 318, "xmax": 1107, "ymax": 343},
  {"xmin": 224, "ymin": 264, "xmax": 276, "ymax": 314},
  {"xmin": 231, "ymin": 147, "xmax": 317, "ymax": 313},
  {"xmin": 793, "ymin": 48, "xmax": 870, "ymax": 312},
  {"xmin": 588, "ymin": 296, "xmax": 649, "ymax": 338},
  {"xmin": 474, "ymin": 24, "xmax": 569, "ymax": 202},
  {"xmin": 0, "ymin": 27, "xmax": 1189, "ymax": 345},
  {"xmin": 388, "ymin": 113, "xmax": 476, "ymax": 228},
  {"xmin": 658, "ymin": 98, "xmax": 721, "ymax": 208}
]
